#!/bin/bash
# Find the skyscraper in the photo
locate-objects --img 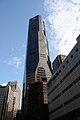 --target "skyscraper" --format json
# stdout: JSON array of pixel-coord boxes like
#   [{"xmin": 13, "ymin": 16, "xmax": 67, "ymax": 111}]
[{"xmin": 22, "ymin": 15, "xmax": 52, "ymax": 118}]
